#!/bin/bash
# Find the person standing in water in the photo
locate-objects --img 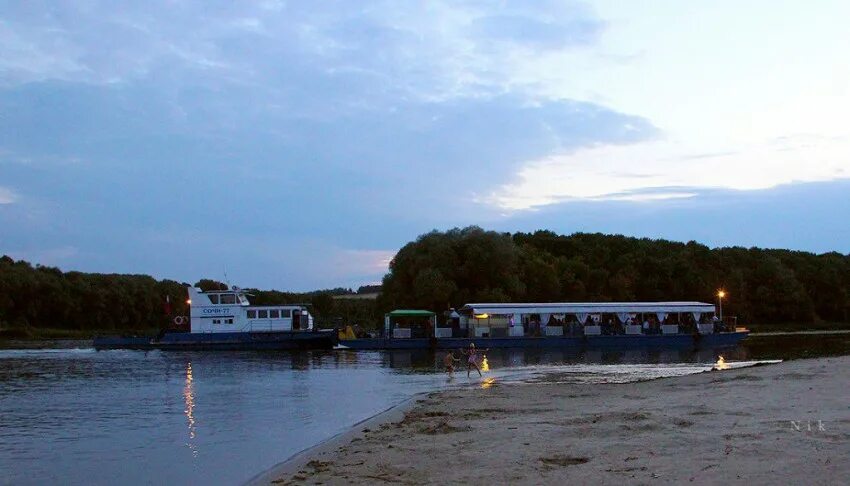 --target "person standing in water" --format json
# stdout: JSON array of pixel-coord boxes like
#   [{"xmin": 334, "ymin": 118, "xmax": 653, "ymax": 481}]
[
  {"xmin": 443, "ymin": 351, "xmax": 460, "ymax": 376},
  {"xmin": 463, "ymin": 343, "xmax": 488, "ymax": 378}
]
